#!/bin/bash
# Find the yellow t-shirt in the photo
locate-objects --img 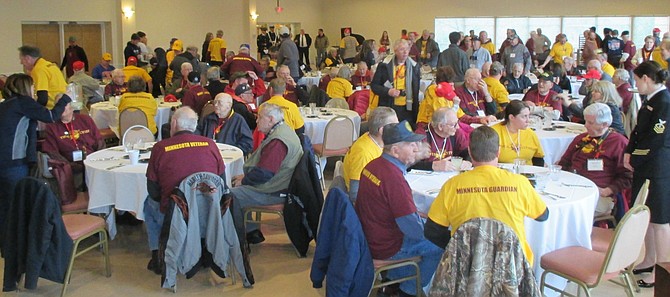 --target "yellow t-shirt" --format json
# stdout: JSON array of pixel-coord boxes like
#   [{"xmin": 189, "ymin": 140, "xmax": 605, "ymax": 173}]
[
  {"xmin": 208, "ymin": 37, "xmax": 227, "ymax": 62},
  {"xmin": 427, "ymin": 165, "xmax": 547, "ymax": 265},
  {"xmin": 264, "ymin": 95, "xmax": 305, "ymax": 130},
  {"xmin": 481, "ymin": 41, "xmax": 496, "ymax": 56},
  {"xmin": 31, "ymin": 58, "xmax": 67, "ymax": 109},
  {"xmin": 420, "ymin": 40, "xmax": 428, "ymax": 59},
  {"xmin": 652, "ymin": 47, "xmax": 669, "ymax": 69},
  {"xmin": 393, "ymin": 64, "xmax": 406, "ymax": 106},
  {"xmin": 491, "ymin": 123, "xmax": 544, "ymax": 164},
  {"xmin": 416, "ymin": 84, "xmax": 465, "ymax": 124},
  {"xmin": 549, "ymin": 42, "xmax": 574, "ymax": 64},
  {"xmin": 166, "ymin": 51, "xmax": 176, "ymax": 86},
  {"xmin": 602, "ymin": 62, "xmax": 615, "ymax": 77},
  {"xmin": 118, "ymin": 92, "xmax": 158, "ymax": 134},
  {"xmin": 483, "ymin": 77, "xmax": 510, "ymax": 113},
  {"xmin": 342, "ymin": 132, "xmax": 382, "ymax": 188},
  {"xmin": 122, "ymin": 66, "xmax": 152, "ymax": 83},
  {"xmin": 326, "ymin": 77, "xmax": 354, "ymax": 99}
]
